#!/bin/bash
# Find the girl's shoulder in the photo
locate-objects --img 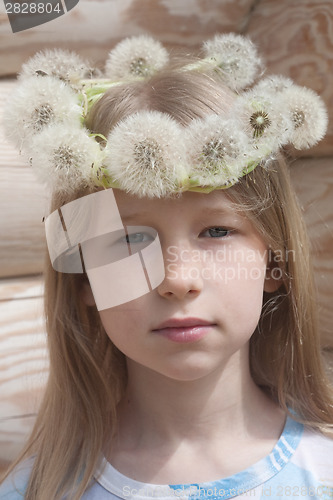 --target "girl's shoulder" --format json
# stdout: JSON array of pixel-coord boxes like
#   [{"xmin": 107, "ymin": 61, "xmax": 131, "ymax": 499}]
[
  {"xmin": 0, "ymin": 458, "xmax": 33, "ymax": 499},
  {"xmin": 0, "ymin": 457, "xmax": 121, "ymax": 500},
  {"xmin": 292, "ymin": 421, "xmax": 333, "ymax": 471}
]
